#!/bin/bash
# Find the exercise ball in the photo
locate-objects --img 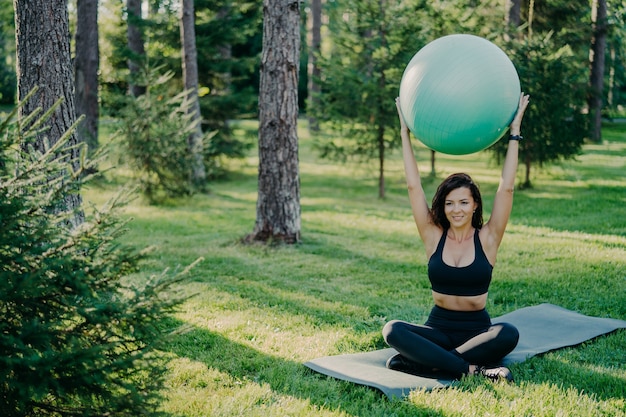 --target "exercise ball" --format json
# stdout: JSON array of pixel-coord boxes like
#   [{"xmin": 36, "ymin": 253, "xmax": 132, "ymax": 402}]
[{"xmin": 399, "ymin": 34, "xmax": 521, "ymax": 155}]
